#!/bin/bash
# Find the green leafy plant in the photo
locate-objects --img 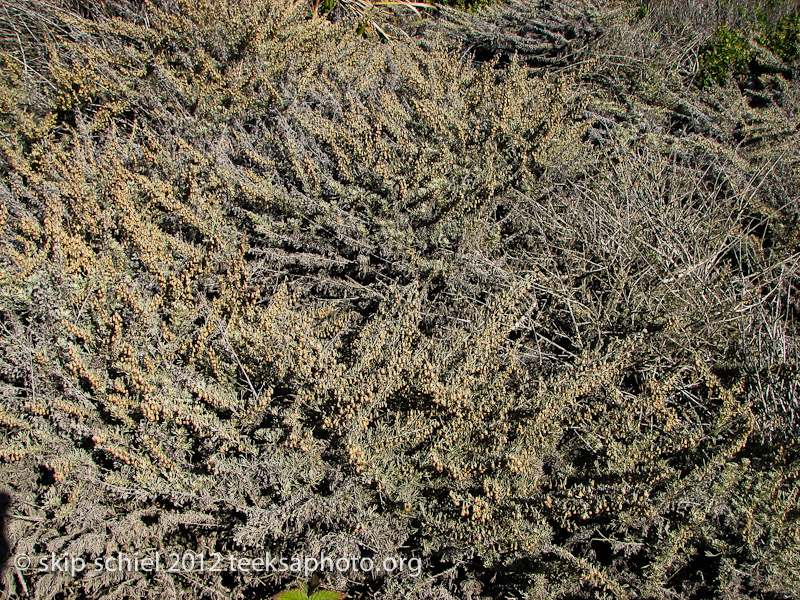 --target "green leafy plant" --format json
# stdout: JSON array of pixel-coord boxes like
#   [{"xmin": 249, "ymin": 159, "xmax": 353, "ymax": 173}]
[
  {"xmin": 431, "ymin": 0, "xmax": 492, "ymax": 12},
  {"xmin": 273, "ymin": 574, "xmax": 347, "ymax": 600},
  {"xmin": 699, "ymin": 23, "xmax": 752, "ymax": 86},
  {"xmin": 759, "ymin": 12, "xmax": 800, "ymax": 61}
]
